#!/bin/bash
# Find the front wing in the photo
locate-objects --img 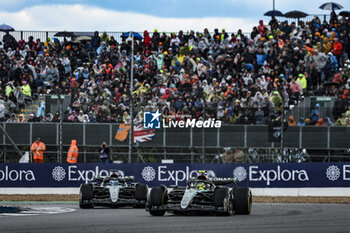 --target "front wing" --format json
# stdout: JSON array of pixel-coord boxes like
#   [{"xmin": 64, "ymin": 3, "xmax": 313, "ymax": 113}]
[
  {"xmin": 89, "ymin": 187, "xmax": 145, "ymax": 206},
  {"xmin": 147, "ymin": 203, "xmax": 228, "ymax": 213},
  {"xmin": 90, "ymin": 197, "xmax": 144, "ymax": 206}
]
